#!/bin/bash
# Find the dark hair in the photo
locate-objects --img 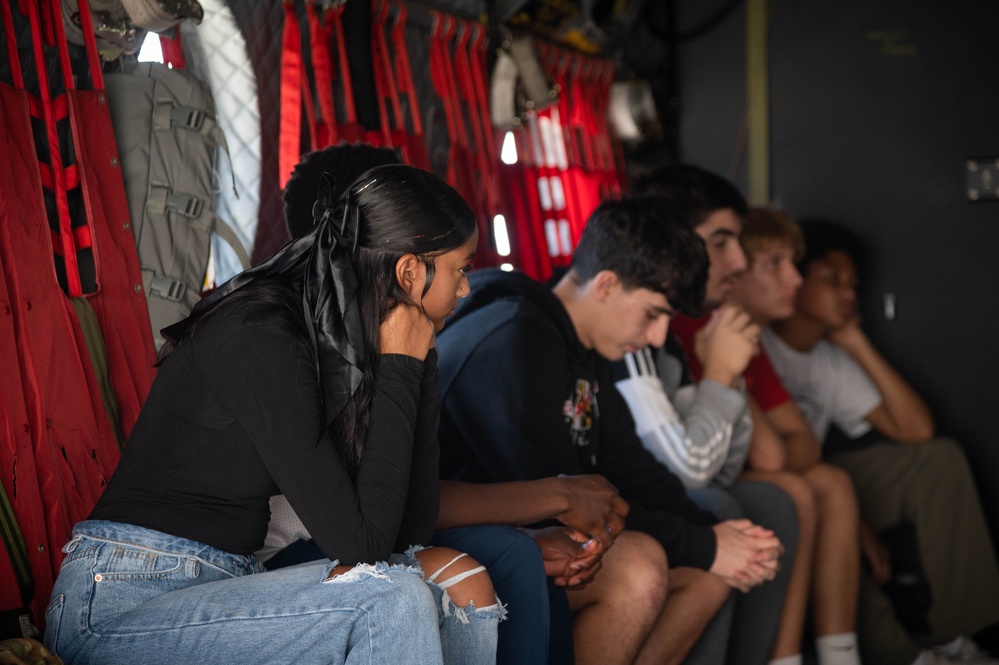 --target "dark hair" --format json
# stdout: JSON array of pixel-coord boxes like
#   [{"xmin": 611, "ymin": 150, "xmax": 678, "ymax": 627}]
[
  {"xmin": 333, "ymin": 164, "xmax": 476, "ymax": 469},
  {"xmin": 571, "ymin": 195, "xmax": 708, "ymax": 316},
  {"xmin": 631, "ymin": 164, "xmax": 748, "ymax": 227},
  {"xmin": 797, "ymin": 218, "xmax": 867, "ymax": 277},
  {"xmin": 283, "ymin": 144, "xmax": 402, "ymax": 240}
]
